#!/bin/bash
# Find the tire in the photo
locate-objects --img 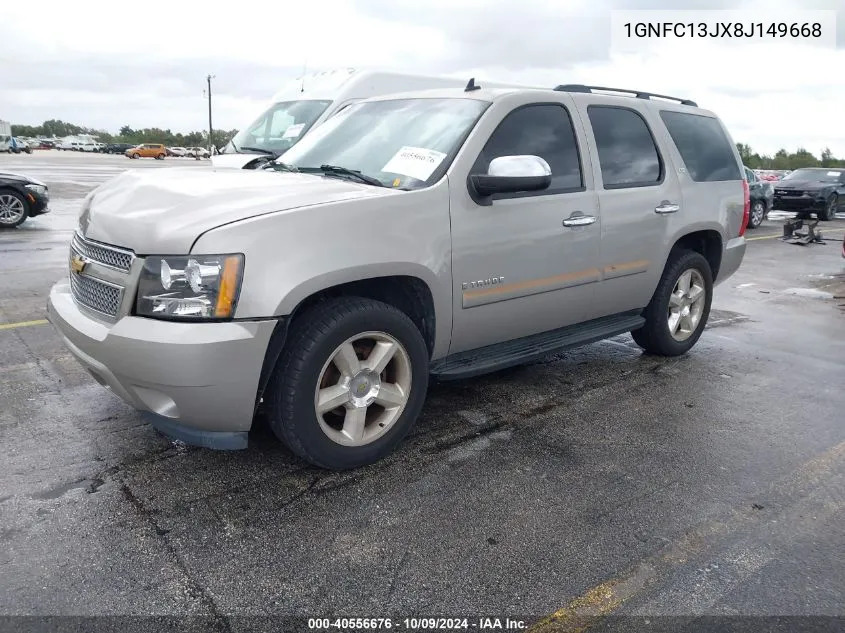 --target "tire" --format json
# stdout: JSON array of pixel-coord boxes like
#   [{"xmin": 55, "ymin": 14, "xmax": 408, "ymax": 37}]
[
  {"xmin": 266, "ymin": 296, "xmax": 430, "ymax": 470},
  {"xmin": 747, "ymin": 200, "xmax": 766, "ymax": 229},
  {"xmin": 0, "ymin": 190, "xmax": 30, "ymax": 228},
  {"xmin": 131, "ymin": 153, "xmax": 139, "ymax": 159},
  {"xmin": 631, "ymin": 249, "xmax": 713, "ymax": 357},
  {"xmin": 156, "ymin": 153, "xmax": 165, "ymax": 160},
  {"xmin": 822, "ymin": 194, "xmax": 838, "ymax": 221}
]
